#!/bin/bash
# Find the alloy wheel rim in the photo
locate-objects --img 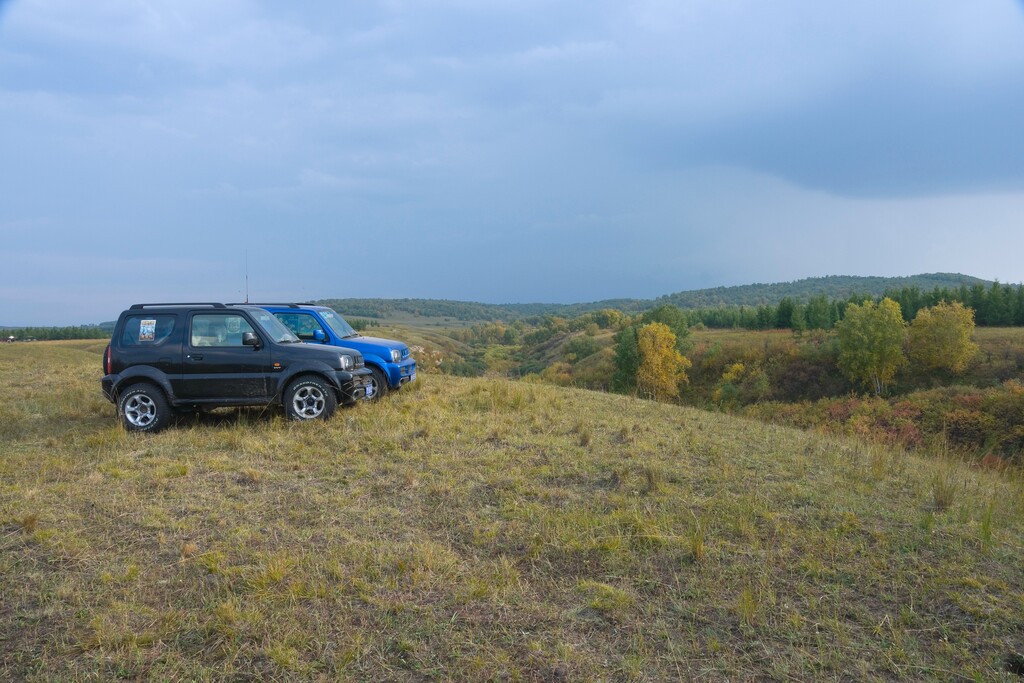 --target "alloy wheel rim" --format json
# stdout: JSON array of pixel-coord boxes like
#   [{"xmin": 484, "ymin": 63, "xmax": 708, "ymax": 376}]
[
  {"xmin": 124, "ymin": 395, "xmax": 156, "ymax": 427},
  {"xmin": 292, "ymin": 386, "xmax": 325, "ymax": 418}
]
